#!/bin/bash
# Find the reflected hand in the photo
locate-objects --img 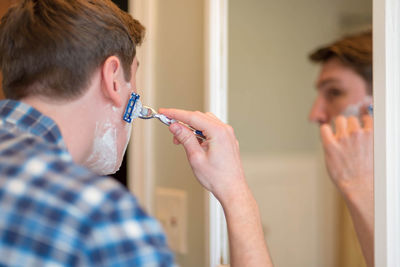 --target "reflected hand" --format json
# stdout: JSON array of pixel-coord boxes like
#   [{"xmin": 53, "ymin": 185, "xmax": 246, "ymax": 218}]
[
  {"xmin": 320, "ymin": 115, "xmax": 374, "ymax": 267},
  {"xmin": 159, "ymin": 108, "xmax": 246, "ymax": 201},
  {"xmin": 320, "ymin": 115, "xmax": 373, "ymax": 194}
]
